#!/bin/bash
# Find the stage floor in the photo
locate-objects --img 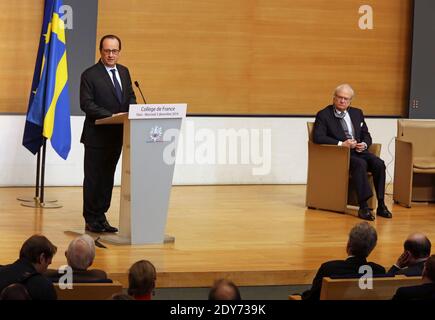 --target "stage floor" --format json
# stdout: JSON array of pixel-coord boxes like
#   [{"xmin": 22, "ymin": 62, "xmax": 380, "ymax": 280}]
[{"xmin": 1, "ymin": 185, "xmax": 434, "ymax": 288}]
